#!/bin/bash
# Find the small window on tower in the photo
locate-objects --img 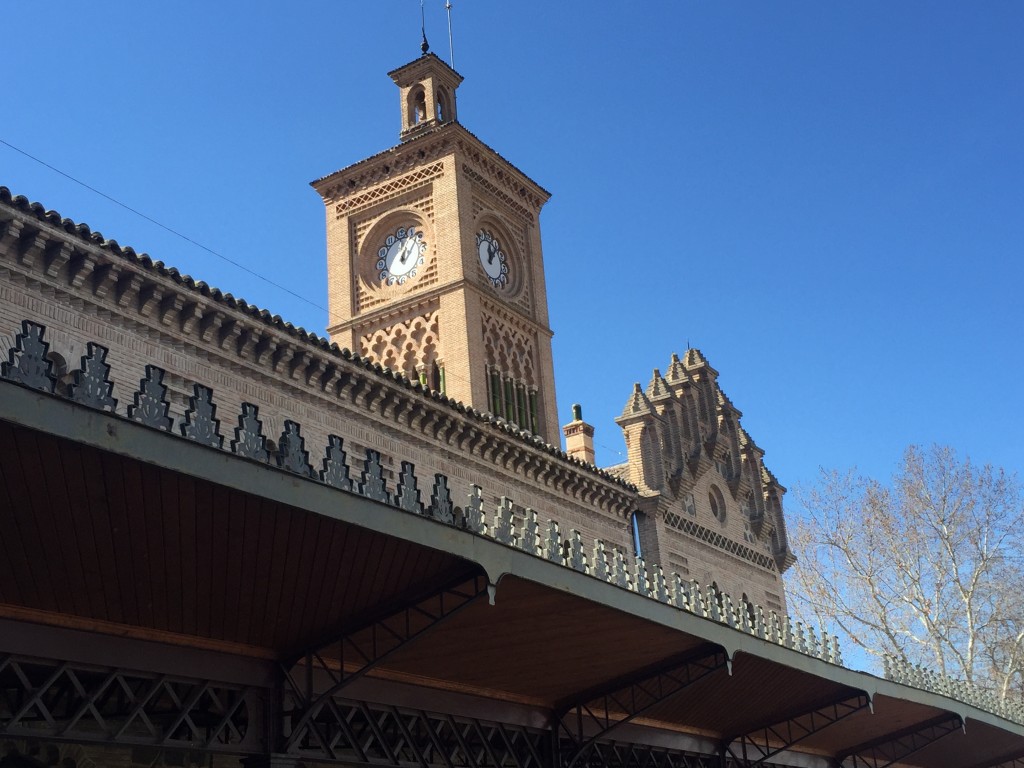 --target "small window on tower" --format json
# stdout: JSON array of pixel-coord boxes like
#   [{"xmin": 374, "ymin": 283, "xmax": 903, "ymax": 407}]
[
  {"xmin": 411, "ymin": 88, "xmax": 427, "ymax": 124},
  {"xmin": 436, "ymin": 88, "xmax": 450, "ymax": 121}
]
